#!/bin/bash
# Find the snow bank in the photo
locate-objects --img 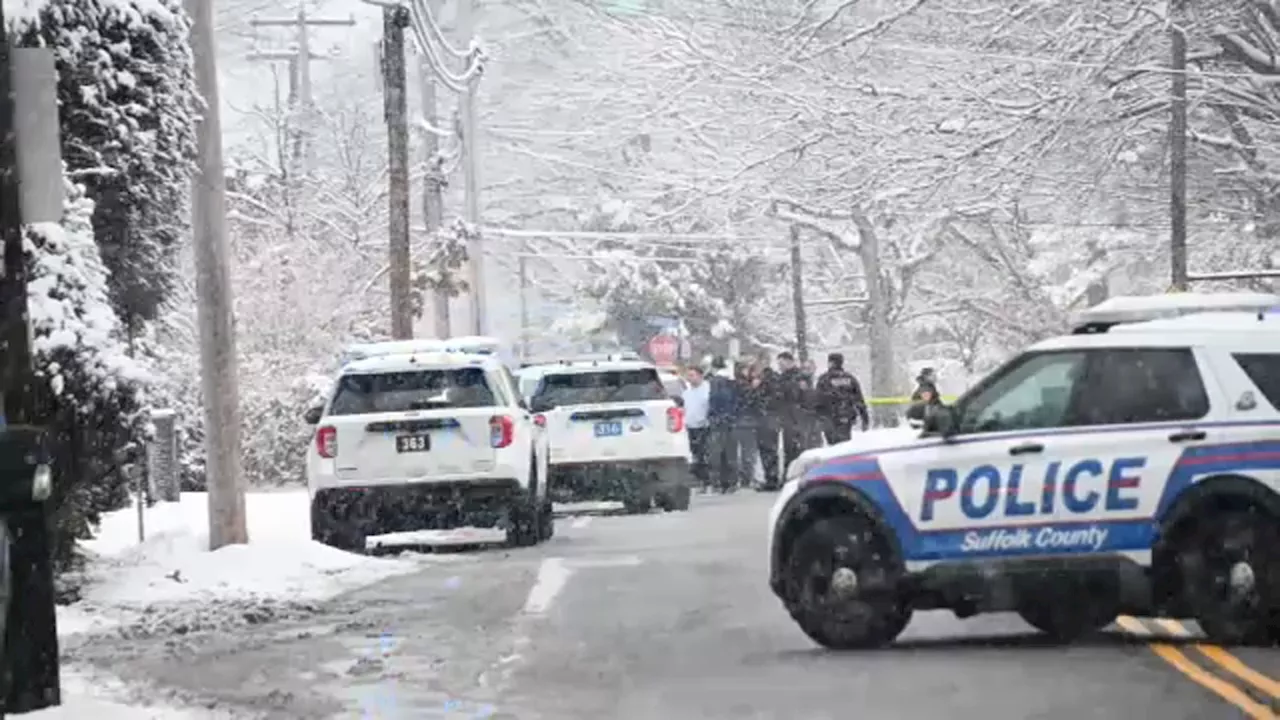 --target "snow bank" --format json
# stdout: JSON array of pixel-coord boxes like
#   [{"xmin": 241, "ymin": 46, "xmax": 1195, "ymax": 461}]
[
  {"xmin": 68, "ymin": 490, "xmax": 423, "ymax": 608},
  {"xmin": 28, "ymin": 669, "xmax": 235, "ymax": 719}
]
